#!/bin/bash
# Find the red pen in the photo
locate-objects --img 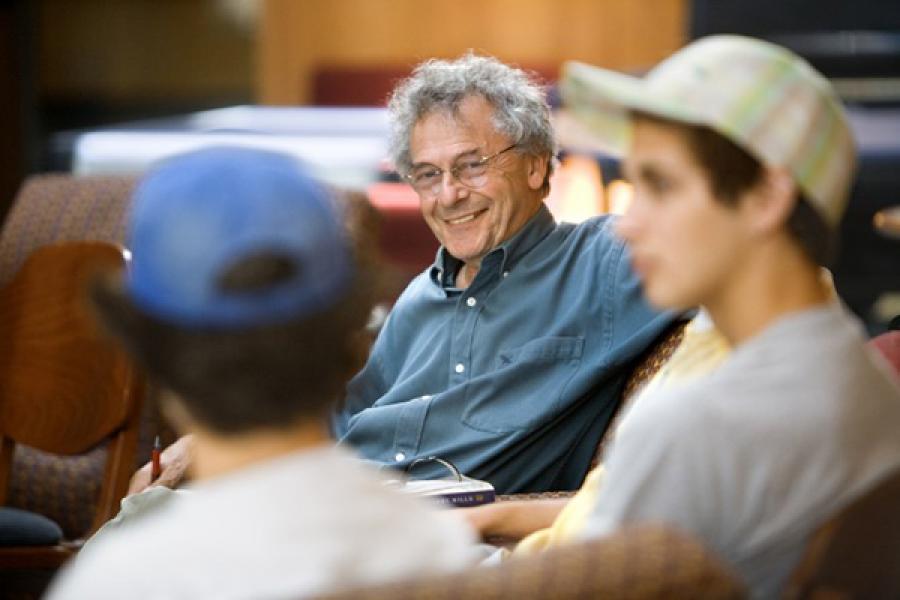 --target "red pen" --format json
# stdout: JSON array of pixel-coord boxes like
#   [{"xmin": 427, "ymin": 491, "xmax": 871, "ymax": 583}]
[{"xmin": 151, "ymin": 435, "xmax": 162, "ymax": 481}]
